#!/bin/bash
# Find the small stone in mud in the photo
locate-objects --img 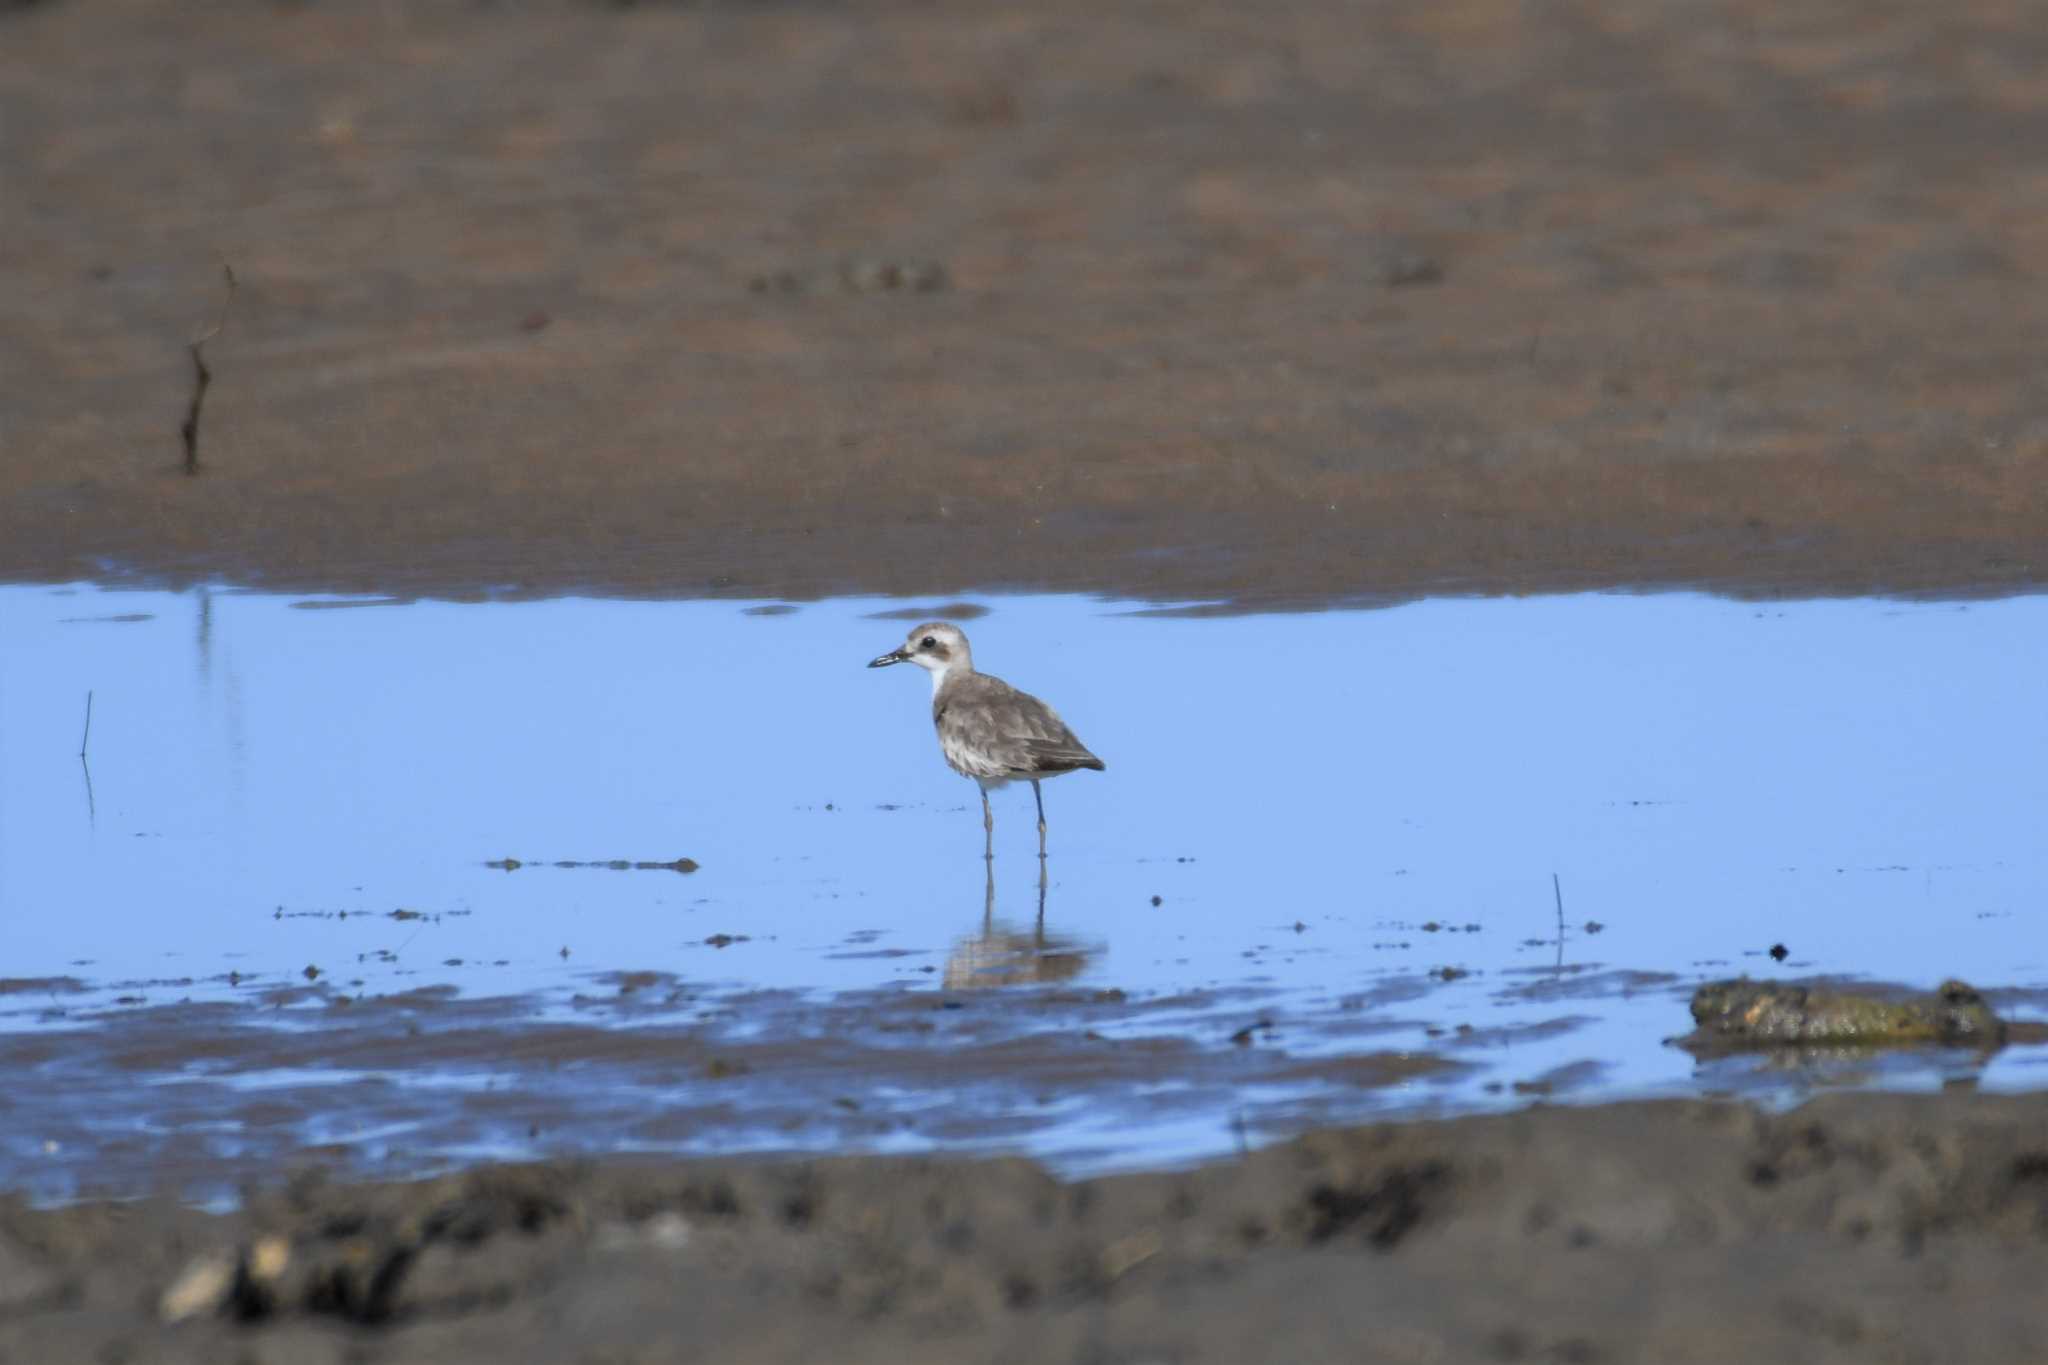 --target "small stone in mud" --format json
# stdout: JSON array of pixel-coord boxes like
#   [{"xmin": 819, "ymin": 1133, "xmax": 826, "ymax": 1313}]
[
  {"xmin": 518, "ymin": 311, "xmax": 551, "ymax": 333},
  {"xmin": 159, "ymin": 1252, "xmax": 236, "ymax": 1323},
  {"xmin": 1769, "ymin": 943, "xmax": 1789, "ymax": 961},
  {"xmin": 247, "ymin": 1235, "xmax": 290, "ymax": 1286}
]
